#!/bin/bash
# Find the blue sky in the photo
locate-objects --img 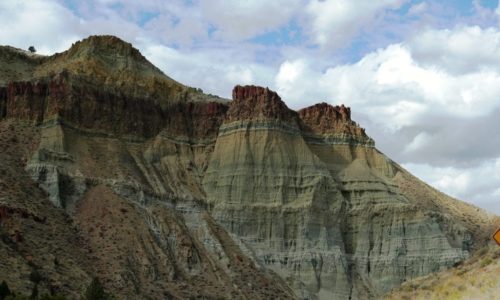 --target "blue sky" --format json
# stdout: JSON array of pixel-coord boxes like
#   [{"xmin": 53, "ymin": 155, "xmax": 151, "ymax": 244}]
[{"xmin": 0, "ymin": 0, "xmax": 499, "ymax": 214}]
